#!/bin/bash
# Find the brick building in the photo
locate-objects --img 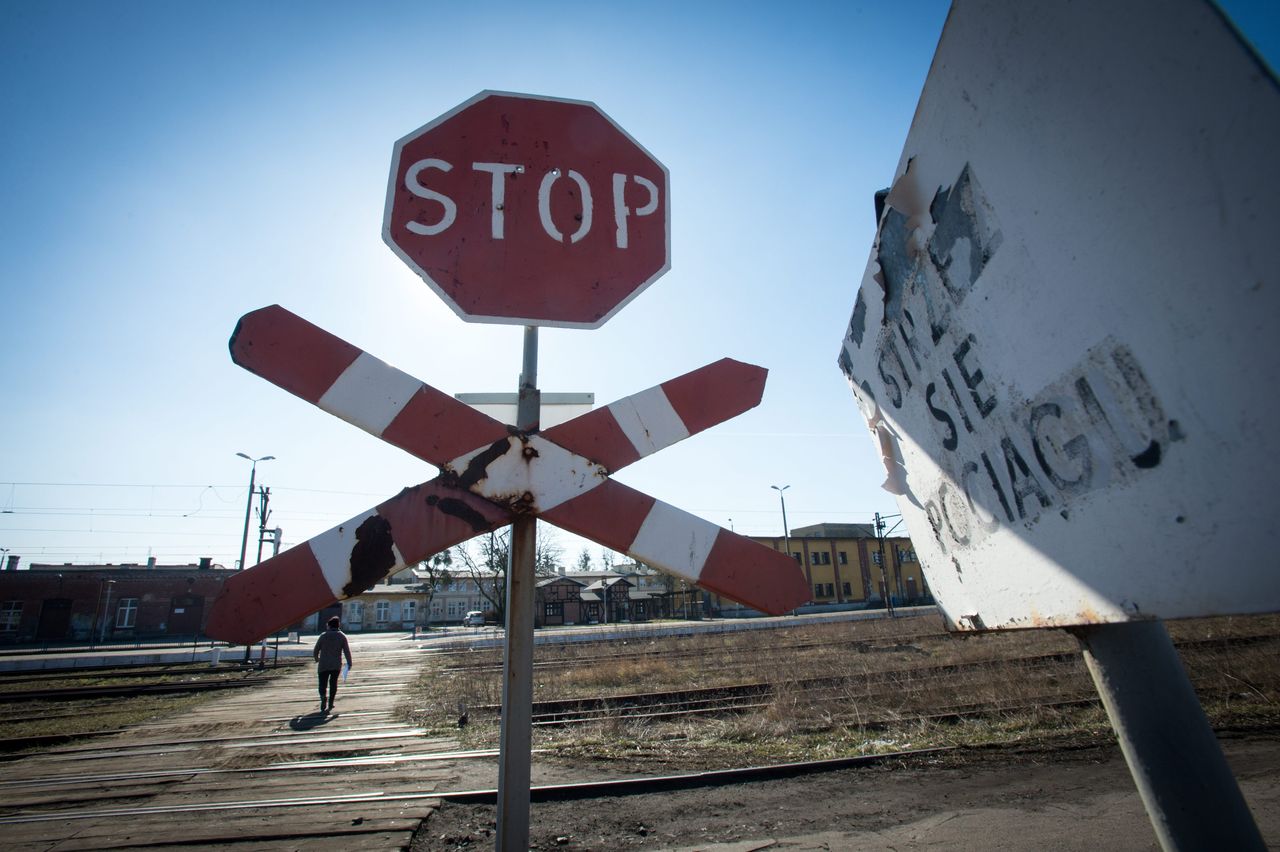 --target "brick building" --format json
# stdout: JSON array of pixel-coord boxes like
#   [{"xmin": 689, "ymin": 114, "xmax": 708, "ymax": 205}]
[{"xmin": 0, "ymin": 560, "xmax": 234, "ymax": 643}]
